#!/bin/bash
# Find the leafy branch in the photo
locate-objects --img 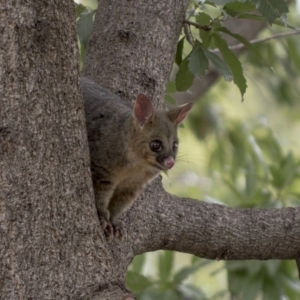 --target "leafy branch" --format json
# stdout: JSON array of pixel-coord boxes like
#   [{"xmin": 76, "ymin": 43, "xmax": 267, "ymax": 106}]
[
  {"xmin": 183, "ymin": 19, "xmax": 212, "ymax": 32},
  {"xmin": 219, "ymin": 30, "xmax": 300, "ymax": 52},
  {"xmin": 174, "ymin": 0, "xmax": 297, "ymax": 100}
]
